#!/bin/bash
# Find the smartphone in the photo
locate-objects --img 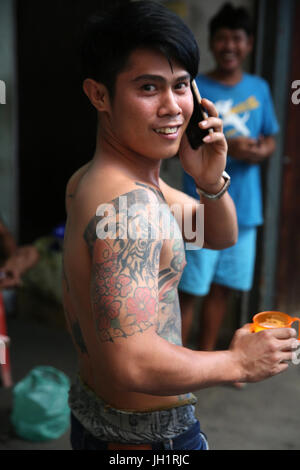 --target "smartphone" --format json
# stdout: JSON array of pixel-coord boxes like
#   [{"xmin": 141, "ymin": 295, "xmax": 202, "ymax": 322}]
[{"xmin": 186, "ymin": 80, "xmax": 213, "ymax": 149}]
